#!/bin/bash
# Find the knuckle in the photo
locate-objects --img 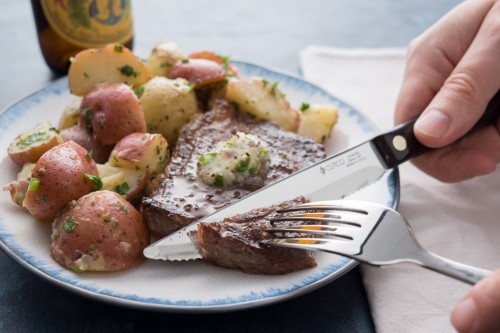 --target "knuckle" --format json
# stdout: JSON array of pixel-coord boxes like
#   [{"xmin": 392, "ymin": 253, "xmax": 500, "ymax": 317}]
[{"xmin": 441, "ymin": 72, "xmax": 478, "ymax": 102}]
